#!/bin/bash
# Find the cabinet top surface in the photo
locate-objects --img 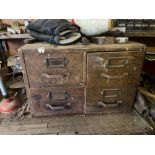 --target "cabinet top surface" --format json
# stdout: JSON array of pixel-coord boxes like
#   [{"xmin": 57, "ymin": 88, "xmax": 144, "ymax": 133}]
[{"xmin": 19, "ymin": 41, "xmax": 146, "ymax": 52}]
